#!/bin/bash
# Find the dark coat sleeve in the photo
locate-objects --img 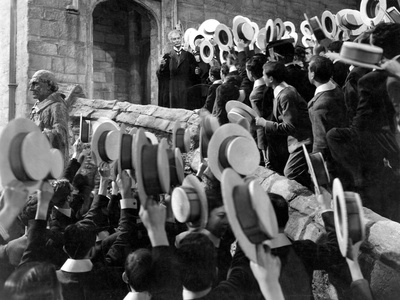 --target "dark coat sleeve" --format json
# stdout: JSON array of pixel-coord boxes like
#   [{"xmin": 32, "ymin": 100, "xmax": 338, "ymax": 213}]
[
  {"xmin": 63, "ymin": 158, "xmax": 81, "ymax": 183},
  {"xmin": 203, "ymin": 84, "xmax": 219, "ymax": 113},
  {"xmin": 19, "ymin": 220, "xmax": 48, "ymax": 266}
]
